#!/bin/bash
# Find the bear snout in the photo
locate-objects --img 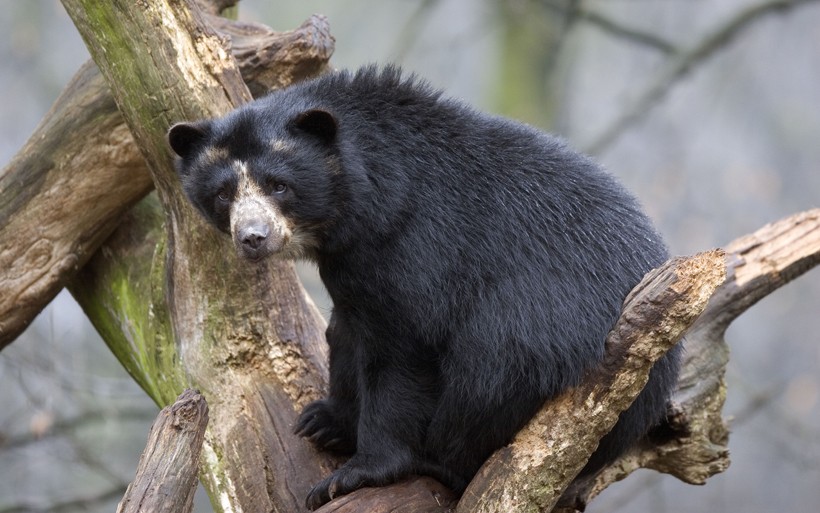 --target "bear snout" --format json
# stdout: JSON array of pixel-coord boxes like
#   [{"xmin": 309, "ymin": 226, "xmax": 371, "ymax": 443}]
[
  {"xmin": 238, "ymin": 223, "xmax": 270, "ymax": 250},
  {"xmin": 233, "ymin": 219, "xmax": 291, "ymax": 262}
]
